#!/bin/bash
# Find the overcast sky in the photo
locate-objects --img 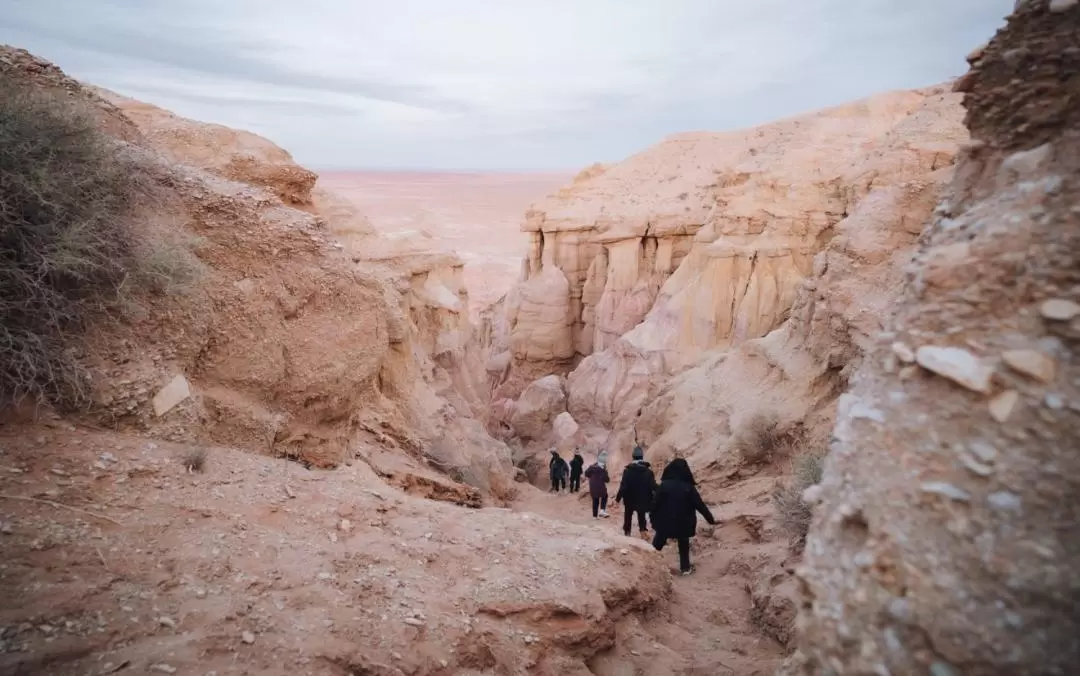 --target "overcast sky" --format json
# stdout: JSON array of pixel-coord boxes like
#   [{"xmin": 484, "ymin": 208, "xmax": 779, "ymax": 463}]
[{"xmin": 4, "ymin": 0, "xmax": 1013, "ymax": 171}]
